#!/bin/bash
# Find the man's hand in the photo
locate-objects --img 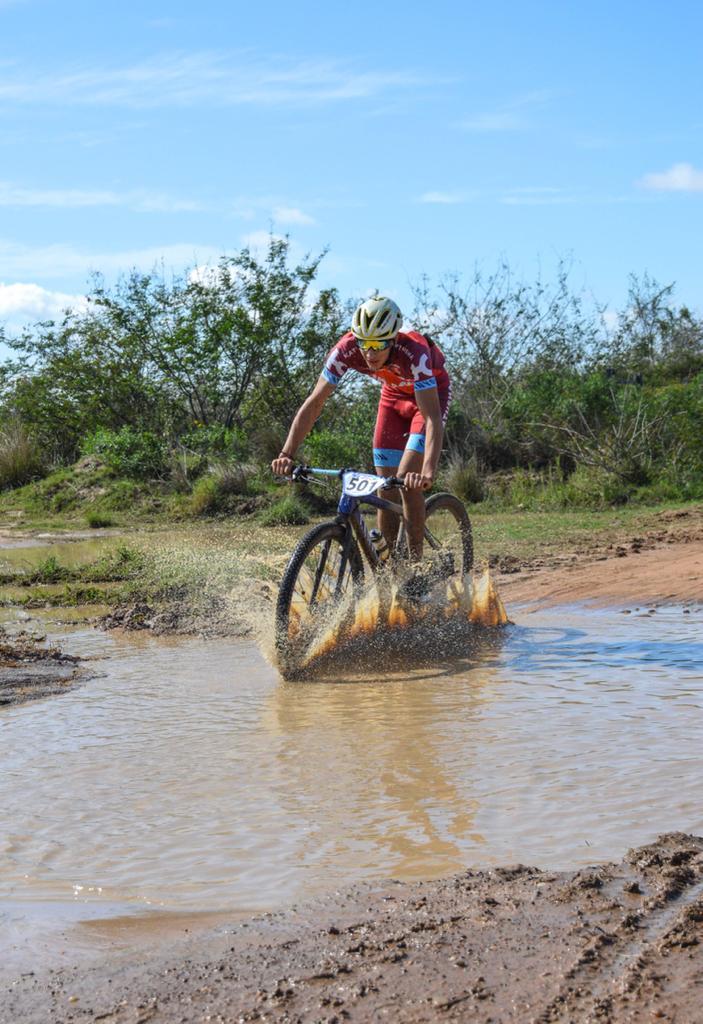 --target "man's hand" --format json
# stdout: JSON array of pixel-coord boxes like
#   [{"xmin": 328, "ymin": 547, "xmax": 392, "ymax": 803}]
[
  {"xmin": 271, "ymin": 454, "xmax": 294, "ymax": 477},
  {"xmin": 403, "ymin": 471, "xmax": 433, "ymax": 491}
]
